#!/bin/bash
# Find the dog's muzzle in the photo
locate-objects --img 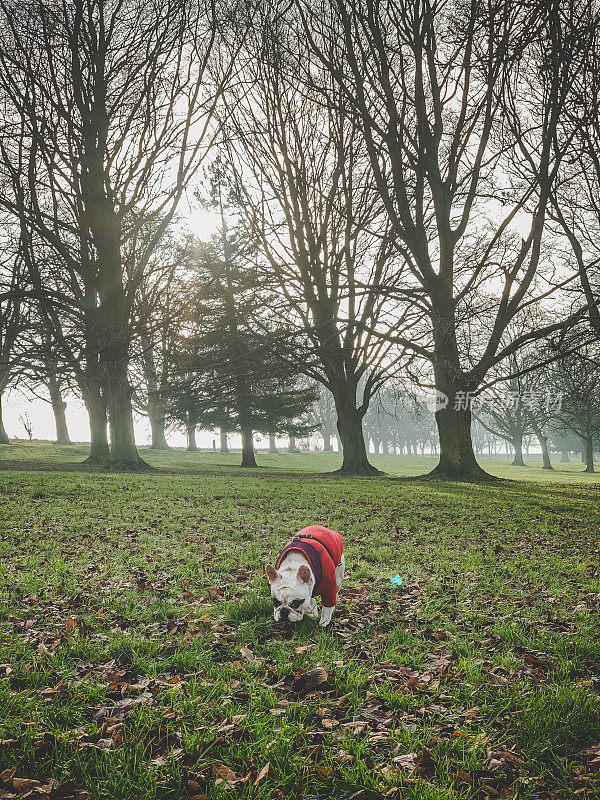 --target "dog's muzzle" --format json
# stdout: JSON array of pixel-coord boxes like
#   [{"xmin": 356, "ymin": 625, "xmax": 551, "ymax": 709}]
[{"xmin": 275, "ymin": 606, "xmax": 303, "ymax": 623}]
